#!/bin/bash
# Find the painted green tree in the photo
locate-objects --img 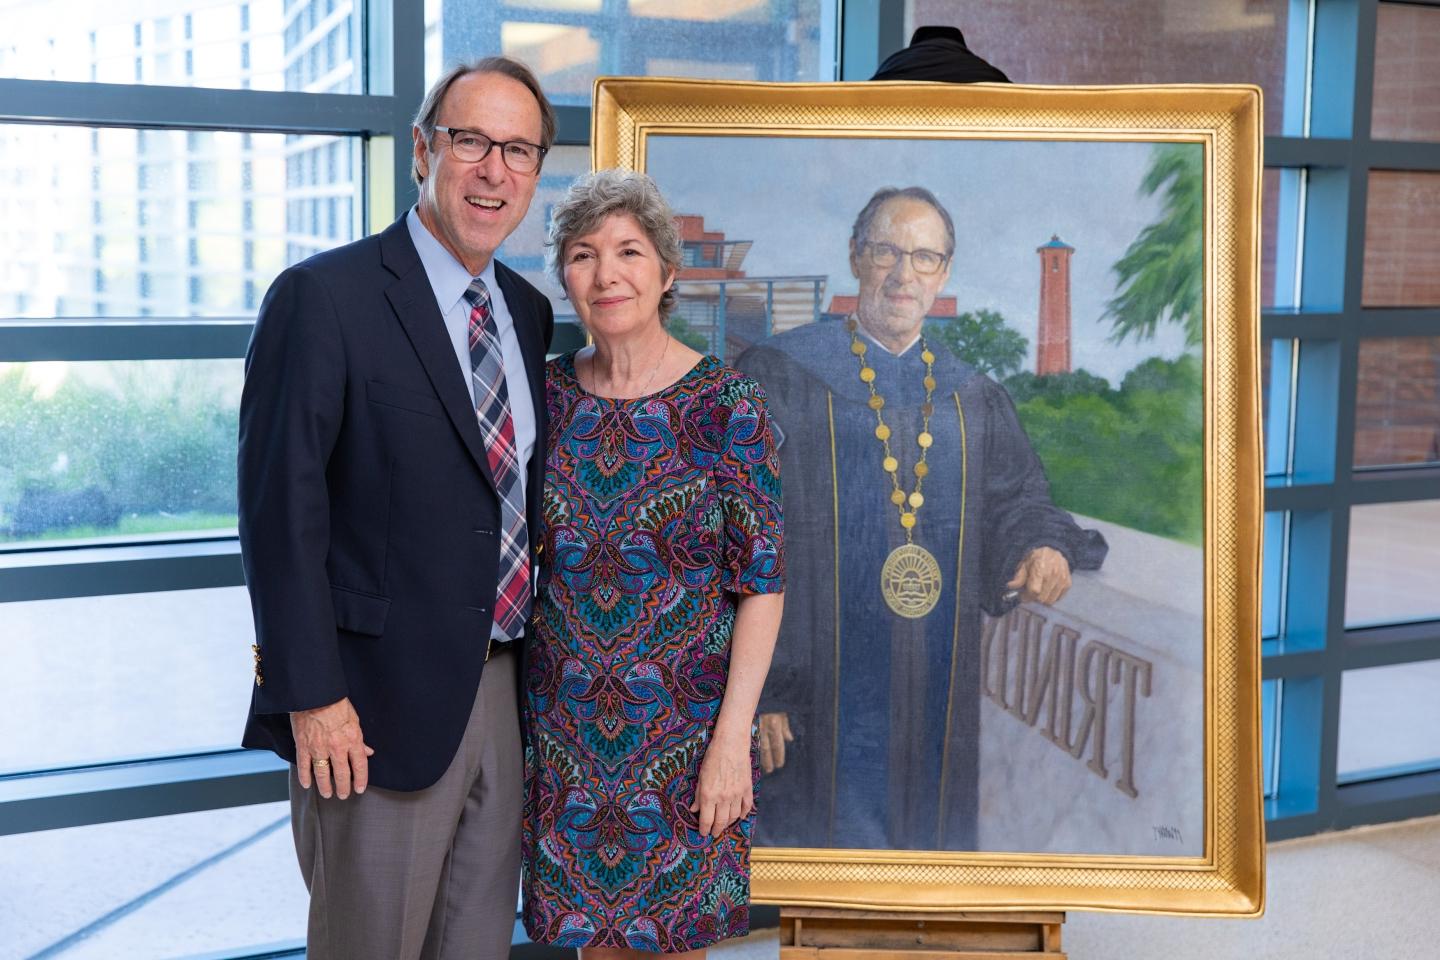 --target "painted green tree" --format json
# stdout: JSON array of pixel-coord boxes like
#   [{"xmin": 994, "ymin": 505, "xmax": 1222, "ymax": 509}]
[
  {"xmin": 1104, "ymin": 143, "xmax": 1204, "ymax": 347},
  {"xmin": 1013, "ymin": 354, "xmax": 1203, "ymax": 544},
  {"xmin": 667, "ymin": 313, "xmax": 711, "ymax": 353},
  {"xmin": 1003, "ymin": 368, "xmax": 1113, "ymax": 405},
  {"xmin": 925, "ymin": 309, "xmax": 1030, "ymax": 378}
]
